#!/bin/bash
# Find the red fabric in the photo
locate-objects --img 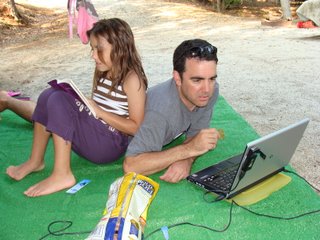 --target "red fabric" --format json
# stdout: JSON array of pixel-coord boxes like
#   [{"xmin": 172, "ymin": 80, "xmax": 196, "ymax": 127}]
[{"xmin": 297, "ymin": 20, "xmax": 317, "ymax": 28}]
